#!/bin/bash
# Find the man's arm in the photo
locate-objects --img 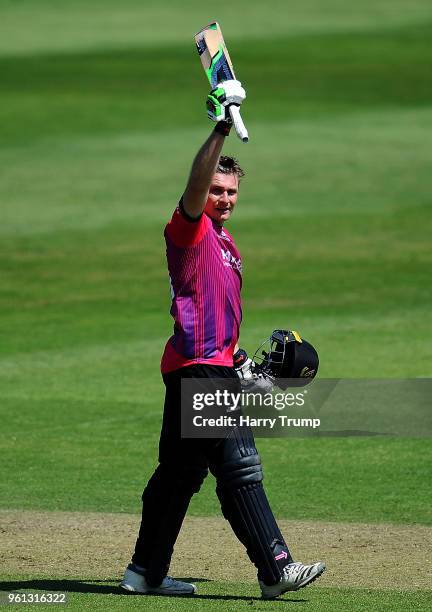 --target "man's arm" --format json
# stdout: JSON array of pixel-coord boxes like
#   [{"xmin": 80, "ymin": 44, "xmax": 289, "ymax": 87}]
[
  {"xmin": 182, "ymin": 129, "xmax": 226, "ymax": 219},
  {"xmin": 182, "ymin": 80, "xmax": 246, "ymax": 219}
]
